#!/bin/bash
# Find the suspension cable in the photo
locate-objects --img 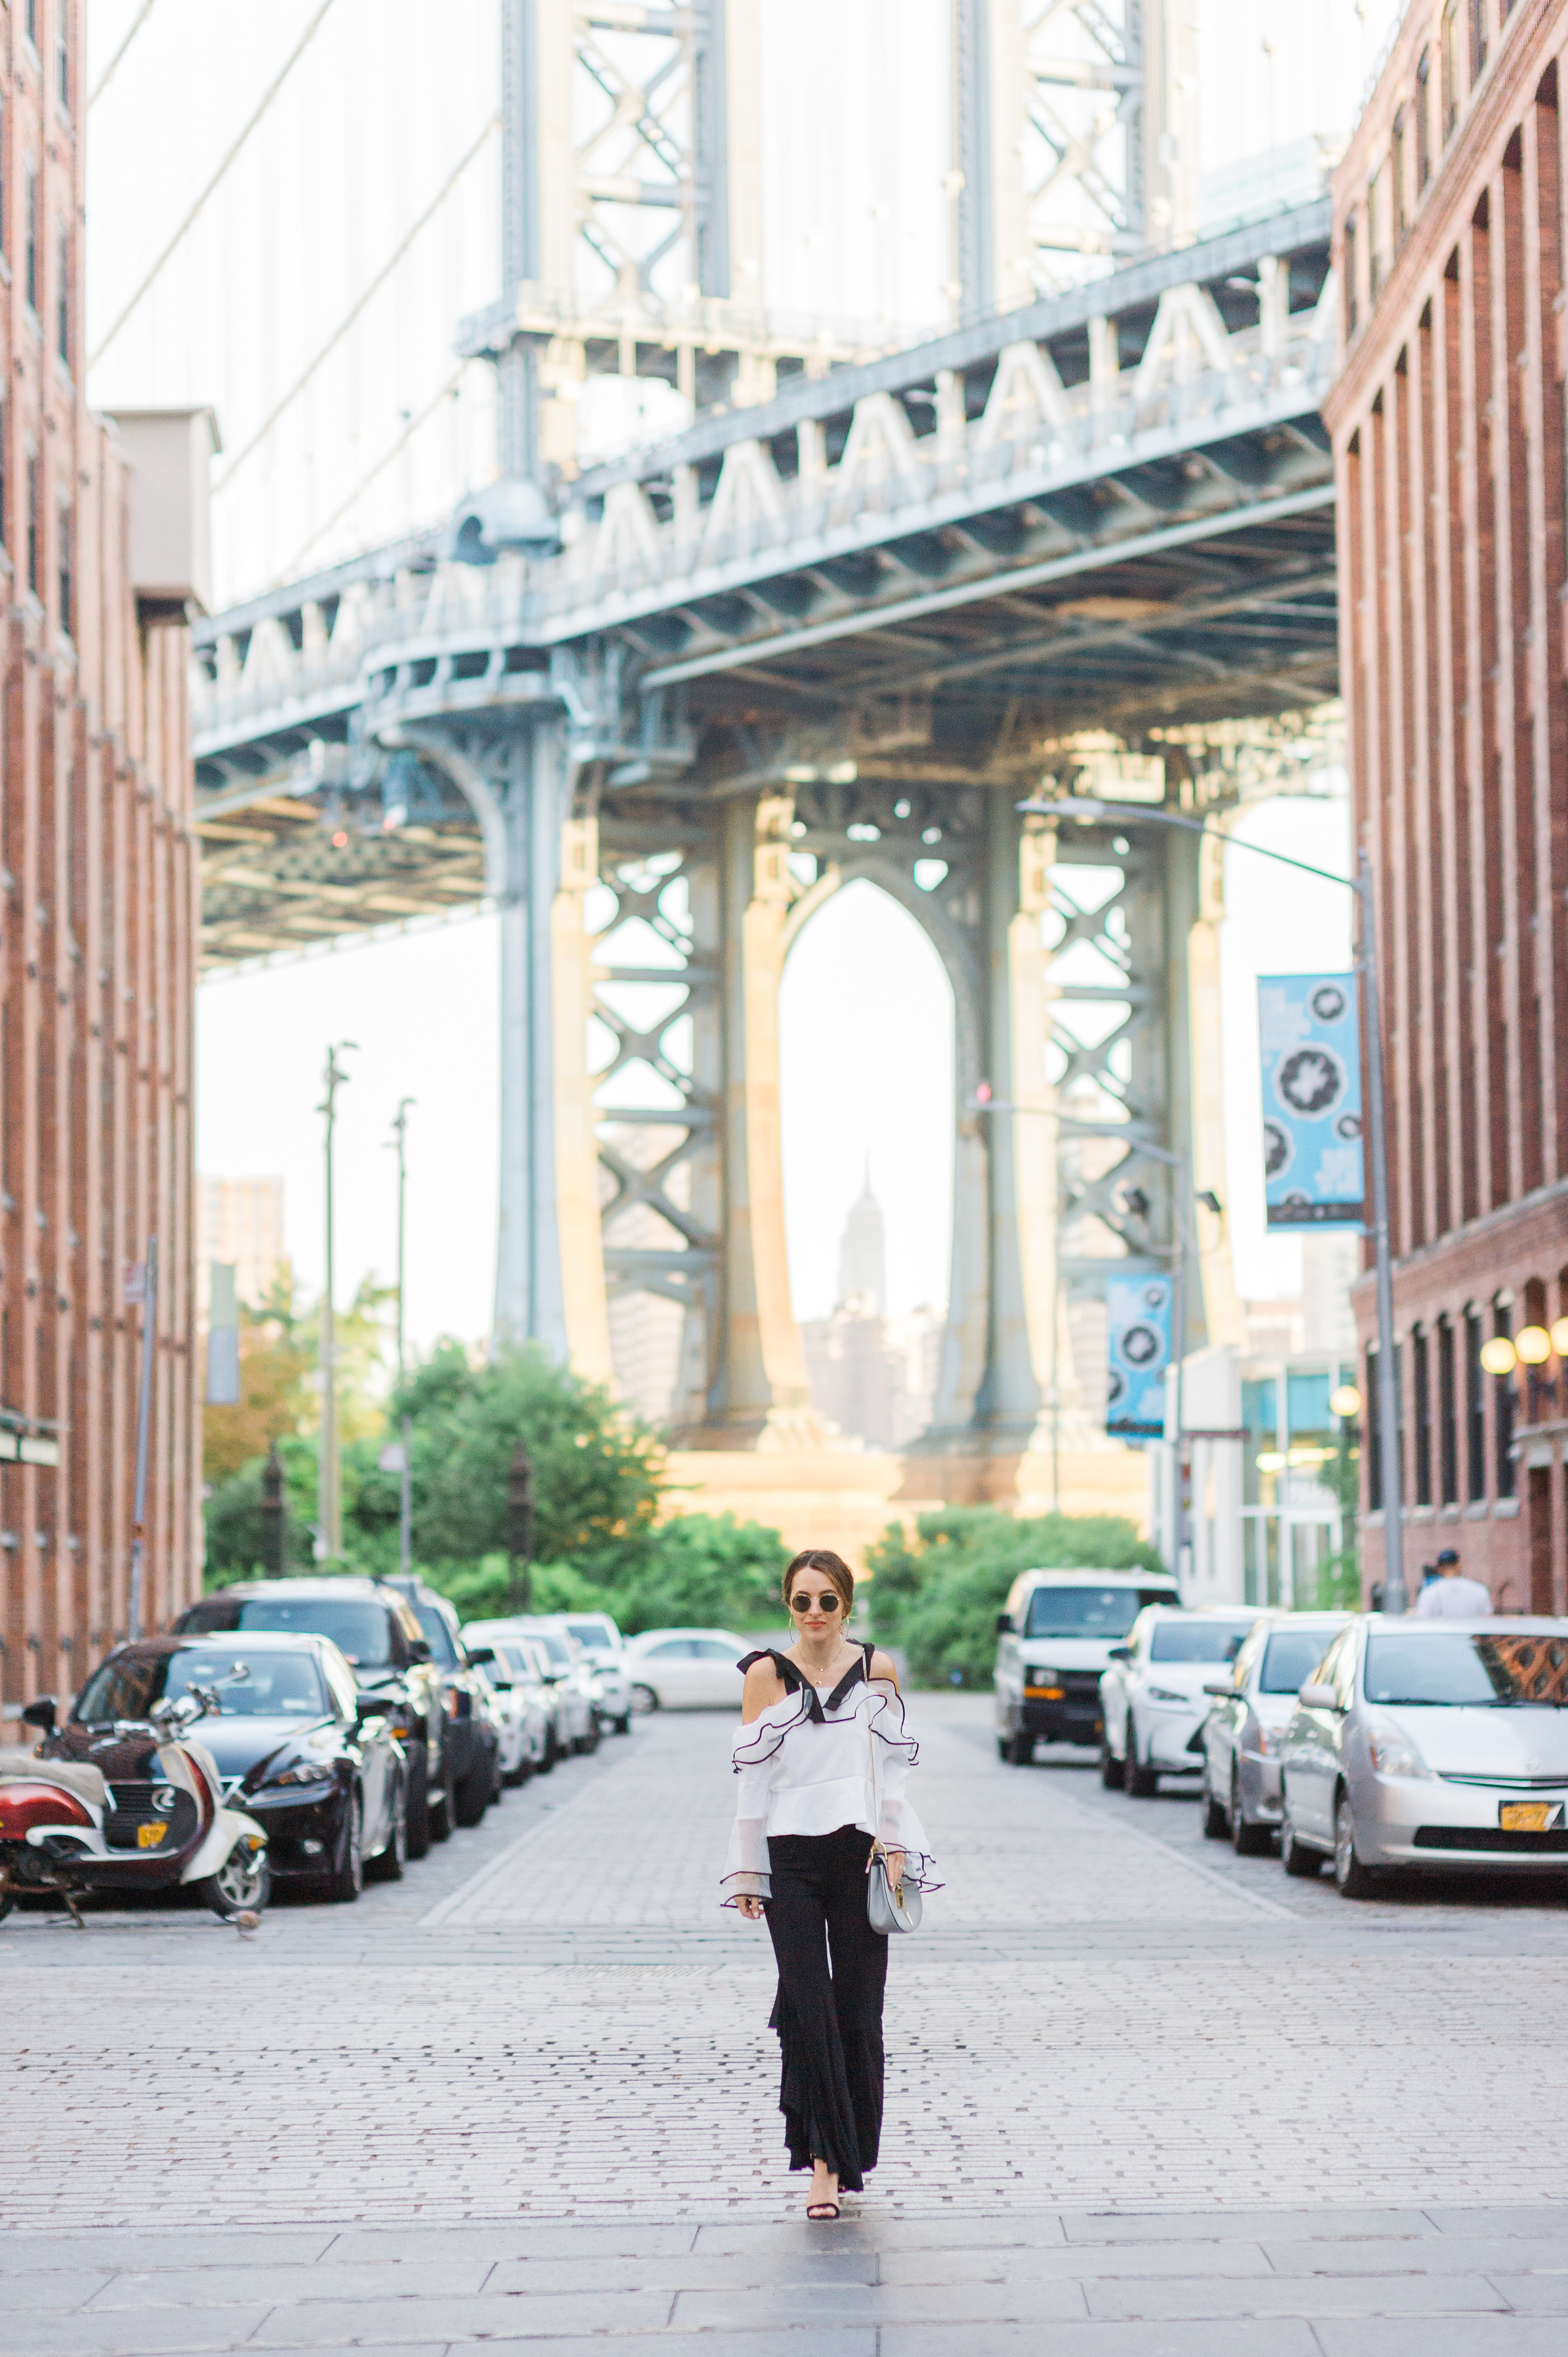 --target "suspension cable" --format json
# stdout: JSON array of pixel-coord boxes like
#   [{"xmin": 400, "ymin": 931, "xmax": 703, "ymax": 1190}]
[
  {"xmin": 215, "ymin": 114, "xmax": 500, "ymax": 494},
  {"xmin": 274, "ymin": 363, "xmax": 471, "ymax": 585},
  {"xmin": 89, "ymin": 0, "xmax": 157, "ymax": 109},
  {"xmin": 90, "ymin": 0, "xmax": 338, "ymax": 368}
]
